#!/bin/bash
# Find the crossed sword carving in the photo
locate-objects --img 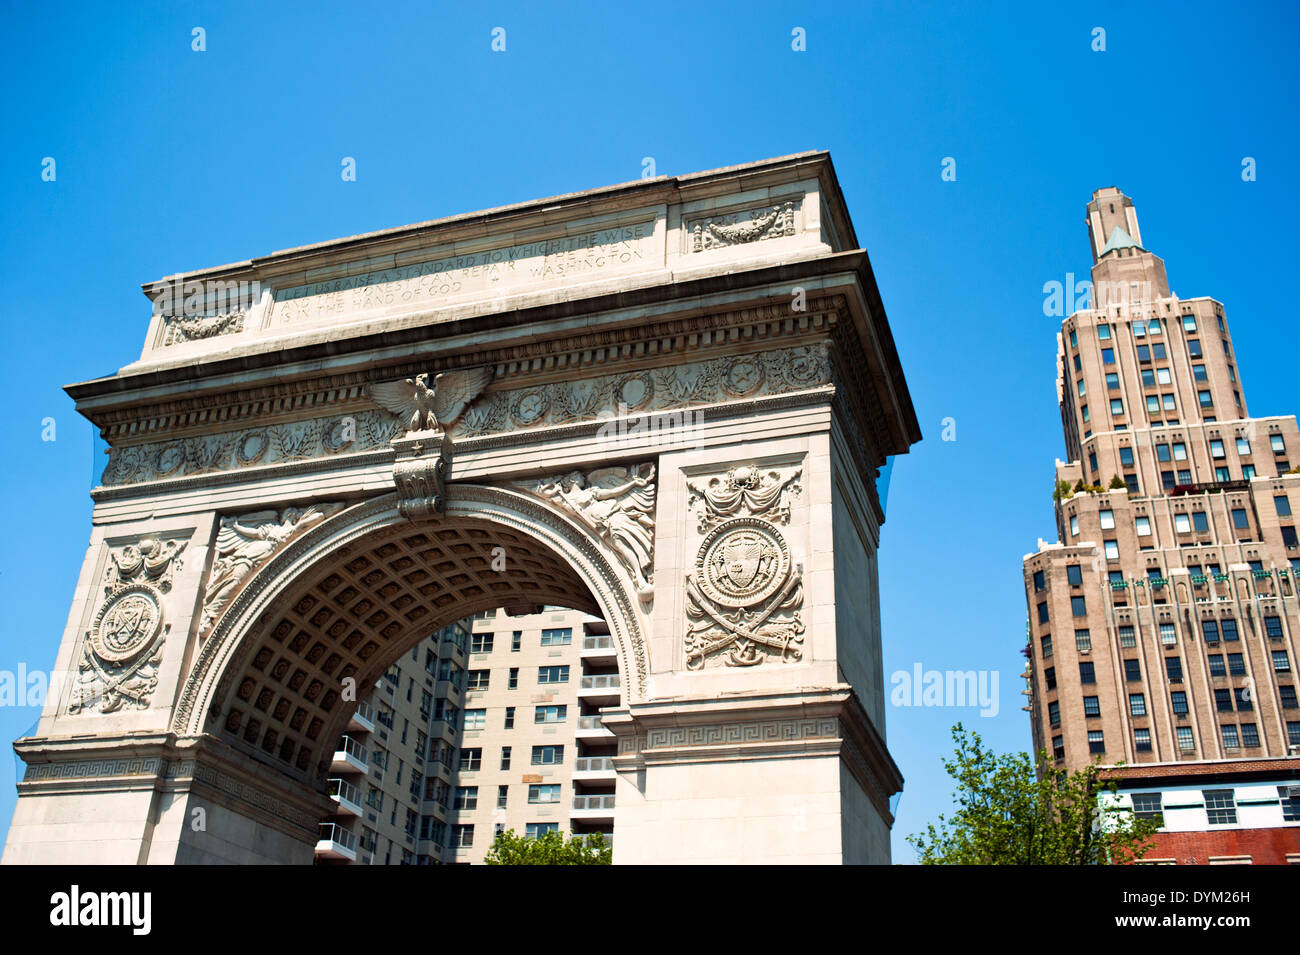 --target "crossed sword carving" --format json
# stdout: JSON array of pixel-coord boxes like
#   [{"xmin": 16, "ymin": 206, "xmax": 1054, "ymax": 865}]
[{"xmin": 684, "ymin": 569, "xmax": 803, "ymax": 669}]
